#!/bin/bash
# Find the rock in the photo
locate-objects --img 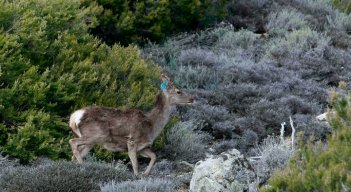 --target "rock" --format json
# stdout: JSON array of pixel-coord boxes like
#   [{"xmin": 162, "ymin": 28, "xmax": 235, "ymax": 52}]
[{"xmin": 189, "ymin": 149, "xmax": 256, "ymax": 192}]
